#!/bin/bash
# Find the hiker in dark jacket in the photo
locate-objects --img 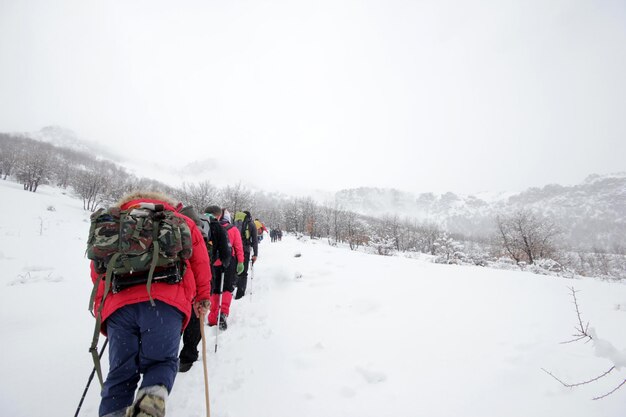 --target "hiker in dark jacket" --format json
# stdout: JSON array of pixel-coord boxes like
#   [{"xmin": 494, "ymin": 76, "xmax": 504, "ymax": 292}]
[
  {"xmin": 234, "ymin": 210, "xmax": 258, "ymax": 299},
  {"xmin": 207, "ymin": 206, "xmax": 244, "ymax": 330},
  {"xmin": 90, "ymin": 192, "xmax": 212, "ymax": 417},
  {"xmin": 178, "ymin": 206, "xmax": 232, "ymax": 372}
]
